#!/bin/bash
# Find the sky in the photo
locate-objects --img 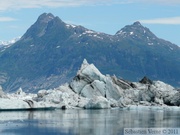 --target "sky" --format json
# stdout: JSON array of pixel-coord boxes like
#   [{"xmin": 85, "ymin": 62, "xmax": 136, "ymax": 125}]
[{"xmin": 0, "ymin": 0, "xmax": 180, "ymax": 46}]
